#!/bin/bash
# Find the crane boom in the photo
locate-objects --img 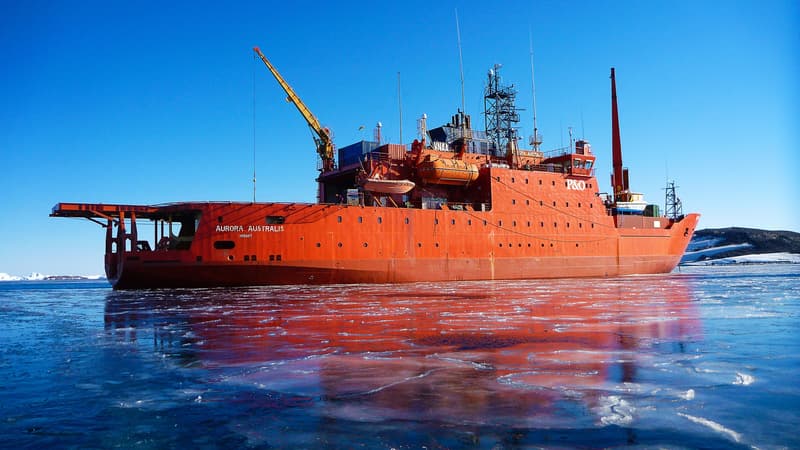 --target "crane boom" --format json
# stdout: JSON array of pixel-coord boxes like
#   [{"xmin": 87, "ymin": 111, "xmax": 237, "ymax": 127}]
[{"xmin": 253, "ymin": 46, "xmax": 335, "ymax": 172}]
